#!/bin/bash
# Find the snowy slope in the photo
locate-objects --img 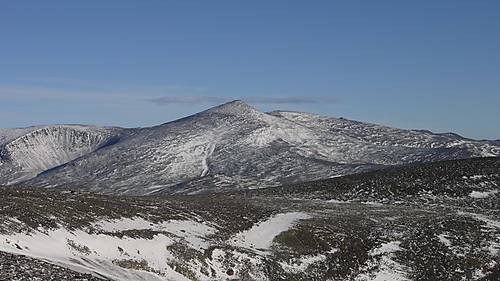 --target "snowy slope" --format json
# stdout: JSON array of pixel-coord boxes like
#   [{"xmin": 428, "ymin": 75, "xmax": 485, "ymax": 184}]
[
  {"xmin": 0, "ymin": 126, "xmax": 46, "ymax": 146},
  {"xmin": 270, "ymin": 111, "xmax": 499, "ymax": 155},
  {"xmin": 0, "ymin": 125, "xmax": 123, "ymax": 184},
  {"xmin": 2, "ymin": 100, "xmax": 499, "ymax": 195}
]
